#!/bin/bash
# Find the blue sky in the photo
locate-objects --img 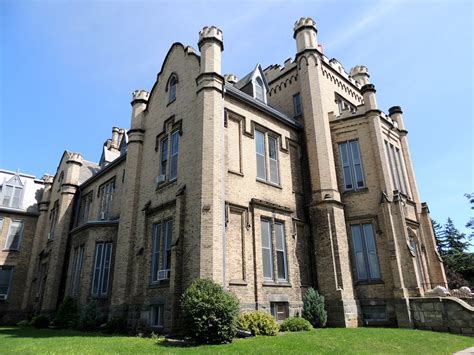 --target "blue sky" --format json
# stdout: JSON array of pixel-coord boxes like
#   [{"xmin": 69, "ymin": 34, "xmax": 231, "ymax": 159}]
[{"xmin": 0, "ymin": 0, "xmax": 472, "ymax": 236}]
